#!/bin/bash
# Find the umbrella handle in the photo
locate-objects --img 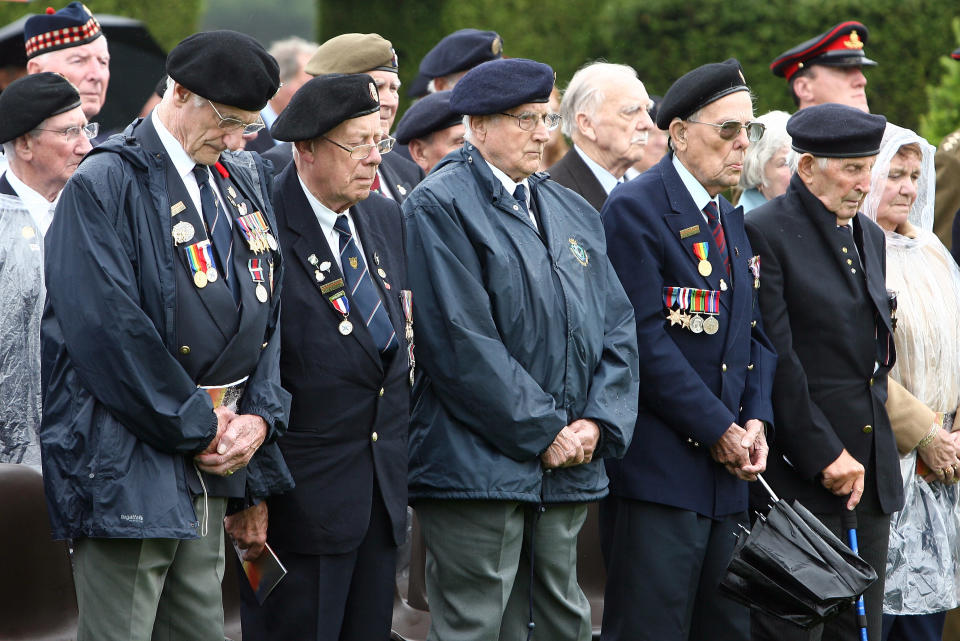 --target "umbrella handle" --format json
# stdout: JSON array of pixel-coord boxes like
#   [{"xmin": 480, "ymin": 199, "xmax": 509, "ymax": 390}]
[{"xmin": 757, "ymin": 474, "xmax": 780, "ymax": 502}]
